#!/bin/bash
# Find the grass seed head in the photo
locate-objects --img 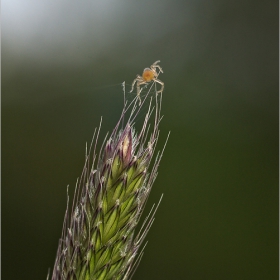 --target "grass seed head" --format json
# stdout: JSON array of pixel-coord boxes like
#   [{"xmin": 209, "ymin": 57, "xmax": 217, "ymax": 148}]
[{"xmin": 51, "ymin": 74, "xmax": 167, "ymax": 280}]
